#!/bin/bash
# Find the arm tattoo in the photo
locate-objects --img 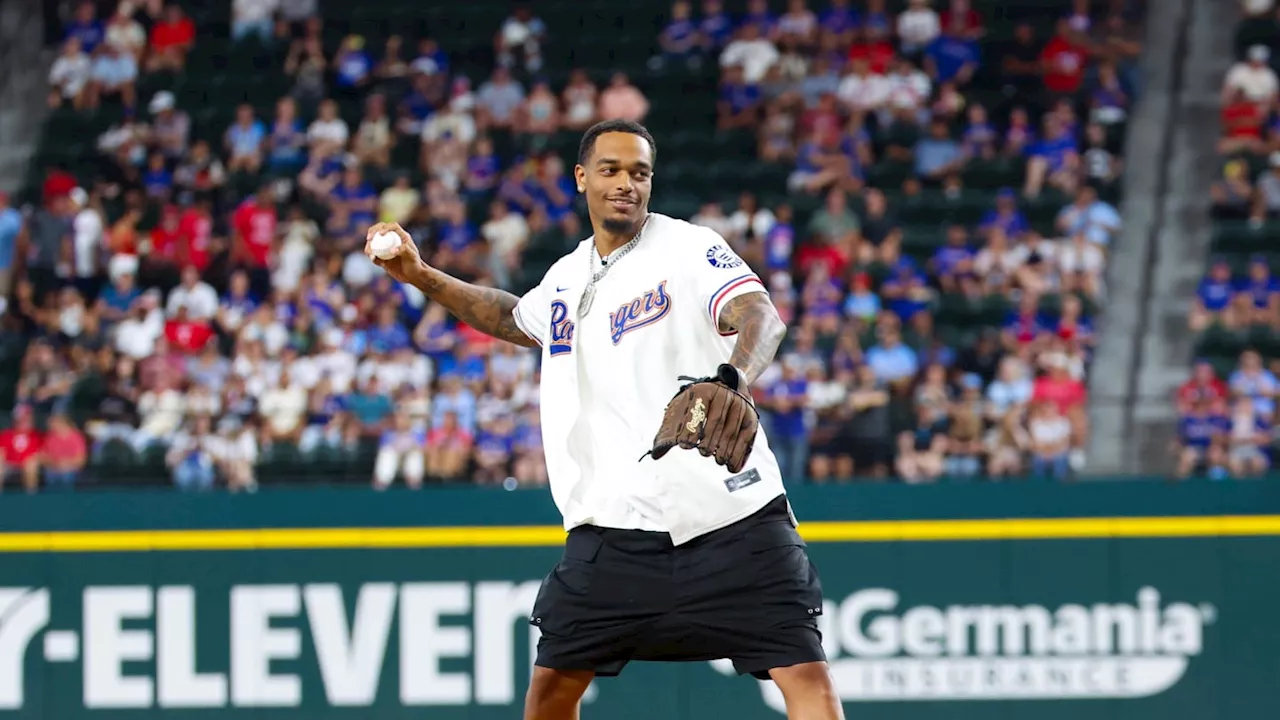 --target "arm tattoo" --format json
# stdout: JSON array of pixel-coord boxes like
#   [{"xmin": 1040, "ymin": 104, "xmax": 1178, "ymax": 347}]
[
  {"xmin": 407, "ymin": 264, "xmax": 539, "ymax": 348},
  {"xmin": 719, "ymin": 292, "xmax": 787, "ymax": 386}
]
